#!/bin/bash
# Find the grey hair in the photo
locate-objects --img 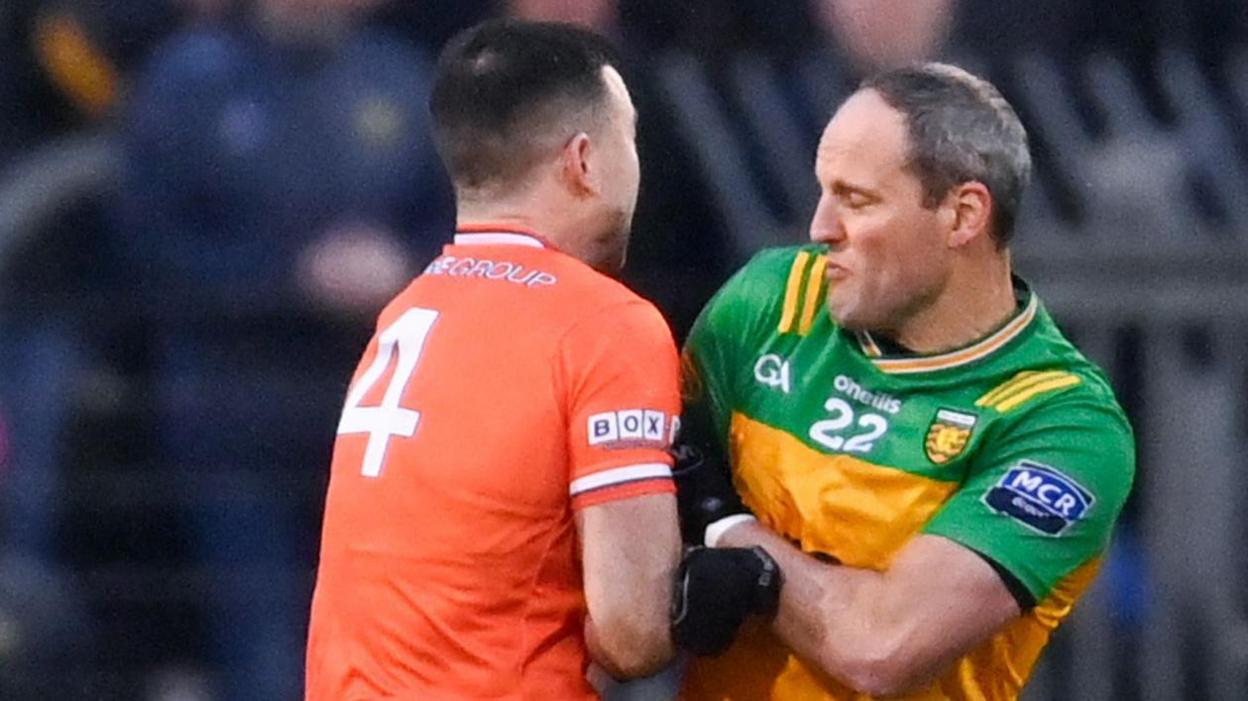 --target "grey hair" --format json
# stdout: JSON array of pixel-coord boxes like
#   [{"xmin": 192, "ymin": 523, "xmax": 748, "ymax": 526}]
[{"xmin": 860, "ymin": 62, "xmax": 1032, "ymax": 246}]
